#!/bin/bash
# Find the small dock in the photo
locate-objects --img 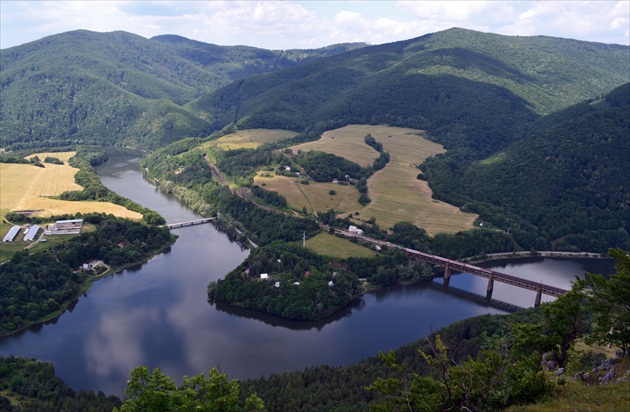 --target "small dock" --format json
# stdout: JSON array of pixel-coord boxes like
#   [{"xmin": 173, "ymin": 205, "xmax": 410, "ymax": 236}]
[{"xmin": 166, "ymin": 218, "xmax": 214, "ymax": 229}]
